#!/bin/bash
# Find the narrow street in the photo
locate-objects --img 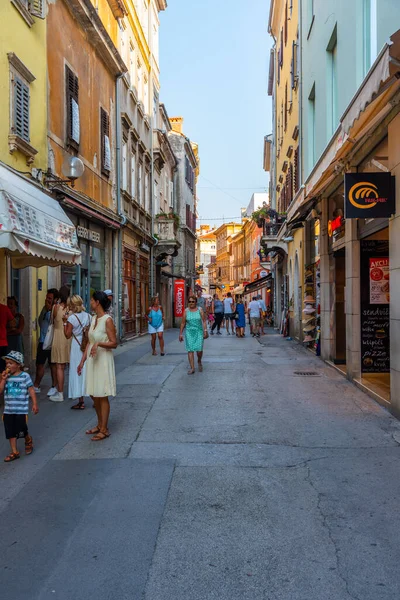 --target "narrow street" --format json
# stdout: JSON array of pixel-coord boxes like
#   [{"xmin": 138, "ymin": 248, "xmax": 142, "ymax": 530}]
[{"xmin": 1, "ymin": 330, "xmax": 400, "ymax": 600}]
